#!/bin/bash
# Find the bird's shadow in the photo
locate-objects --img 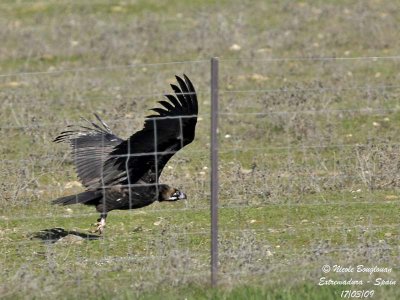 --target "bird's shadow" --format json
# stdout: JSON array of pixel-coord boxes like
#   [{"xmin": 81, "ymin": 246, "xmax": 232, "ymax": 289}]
[{"xmin": 30, "ymin": 227, "xmax": 100, "ymax": 243}]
